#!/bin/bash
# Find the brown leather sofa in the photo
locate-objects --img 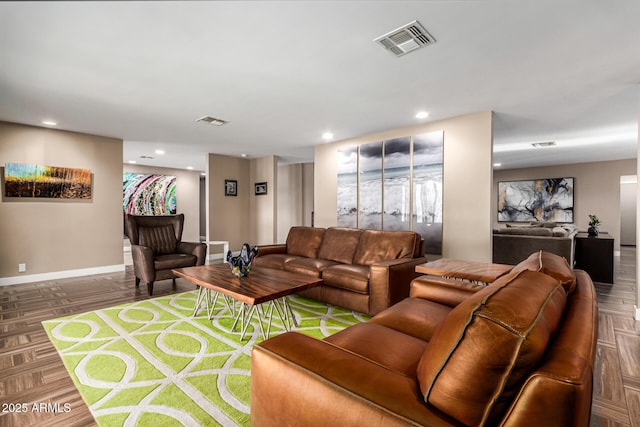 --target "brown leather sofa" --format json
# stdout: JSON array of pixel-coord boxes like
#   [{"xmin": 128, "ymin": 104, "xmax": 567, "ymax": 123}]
[
  {"xmin": 251, "ymin": 251, "xmax": 598, "ymax": 426},
  {"xmin": 253, "ymin": 226, "xmax": 428, "ymax": 316},
  {"xmin": 126, "ymin": 214, "xmax": 207, "ymax": 295}
]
